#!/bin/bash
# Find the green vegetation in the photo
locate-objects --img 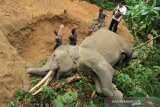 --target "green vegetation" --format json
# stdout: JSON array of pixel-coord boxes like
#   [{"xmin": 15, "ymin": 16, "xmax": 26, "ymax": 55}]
[
  {"xmin": 9, "ymin": 0, "xmax": 160, "ymax": 106},
  {"xmin": 86, "ymin": 0, "xmax": 117, "ymax": 10},
  {"xmin": 125, "ymin": 0, "xmax": 160, "ymax": 36},
  {"xmin": 114, "ymin": 44, "xmax": 160, "ymax": 97}
]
